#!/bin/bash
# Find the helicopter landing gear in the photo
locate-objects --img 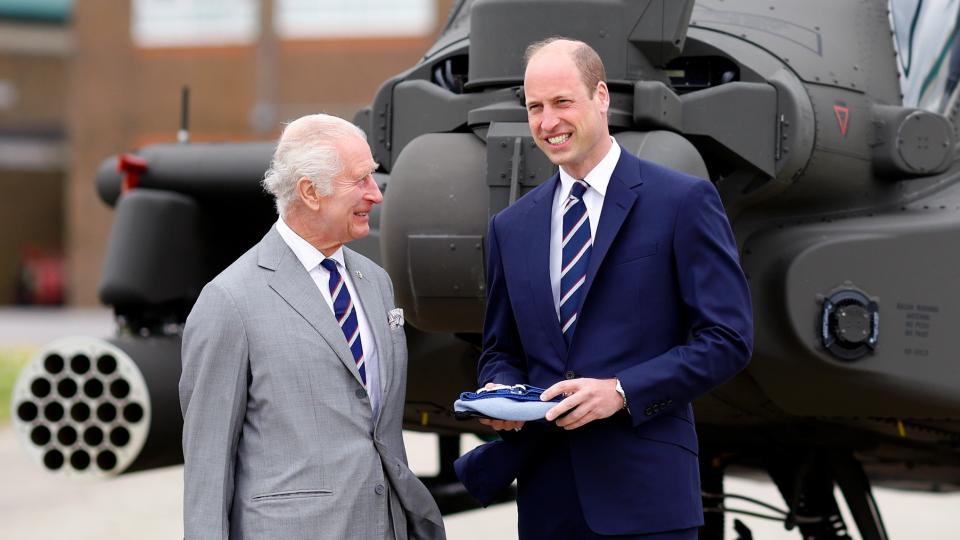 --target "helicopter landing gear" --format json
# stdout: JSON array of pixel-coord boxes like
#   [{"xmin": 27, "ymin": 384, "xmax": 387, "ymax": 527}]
[
  {"xmin": 831, "ymin": 453, "xmax": 890, "ymax": 540},
  {"xmin": 700, "ymin": 453, "xmax": 726, "ymax": 540},
  {"xmin": 767, "ymin": 450, "xmax": 889, "ymax": 540}
]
